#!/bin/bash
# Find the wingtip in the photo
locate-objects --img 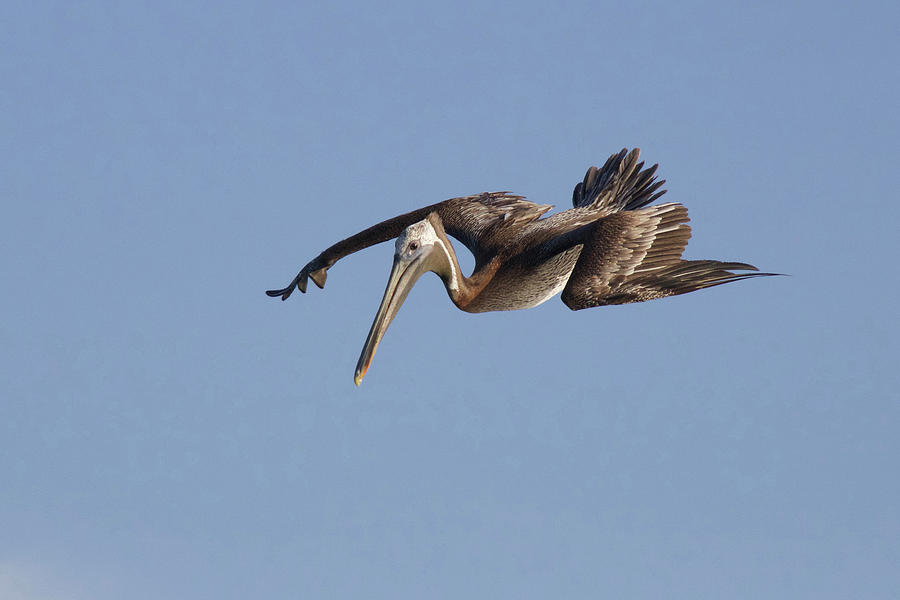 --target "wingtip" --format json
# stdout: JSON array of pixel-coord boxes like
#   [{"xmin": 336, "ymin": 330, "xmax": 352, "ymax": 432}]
[
  {"xmin": 265, "ymin": 278, "xmax": 305, "ymax": 300},
  {"xmin": 265, "ymin": 287, "xmax": 293, "ymax": 300}
]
